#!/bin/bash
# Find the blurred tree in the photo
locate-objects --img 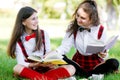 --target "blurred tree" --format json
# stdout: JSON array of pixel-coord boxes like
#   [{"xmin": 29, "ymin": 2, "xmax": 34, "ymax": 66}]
[
  {"xmin": 64, "ymin": 0, "xmax": 82, "ymax": 19},
  {"xmin": 30, "ymin": 0, "xmax": 82, "ymax": 19},
  {"xmin": 96, "ymin": 0, "xmax": 120, "ymax": 30},
  {"xmin": 113, "ymin": 0, "xmax": 120, "ymax": 15},
  {"xmin": 106, "ymin": 0, "xmax": 117, "ymax": 30},
  {"xmin": 105, "ymin": 0, "xmax": 120, "ymax": 30}
]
